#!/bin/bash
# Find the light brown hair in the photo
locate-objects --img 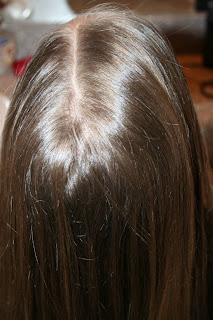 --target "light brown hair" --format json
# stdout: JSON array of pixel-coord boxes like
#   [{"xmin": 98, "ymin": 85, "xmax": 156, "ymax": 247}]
[{"xmin": 0, "ymin": 6, "xmax": 212, "ymax": 319}]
